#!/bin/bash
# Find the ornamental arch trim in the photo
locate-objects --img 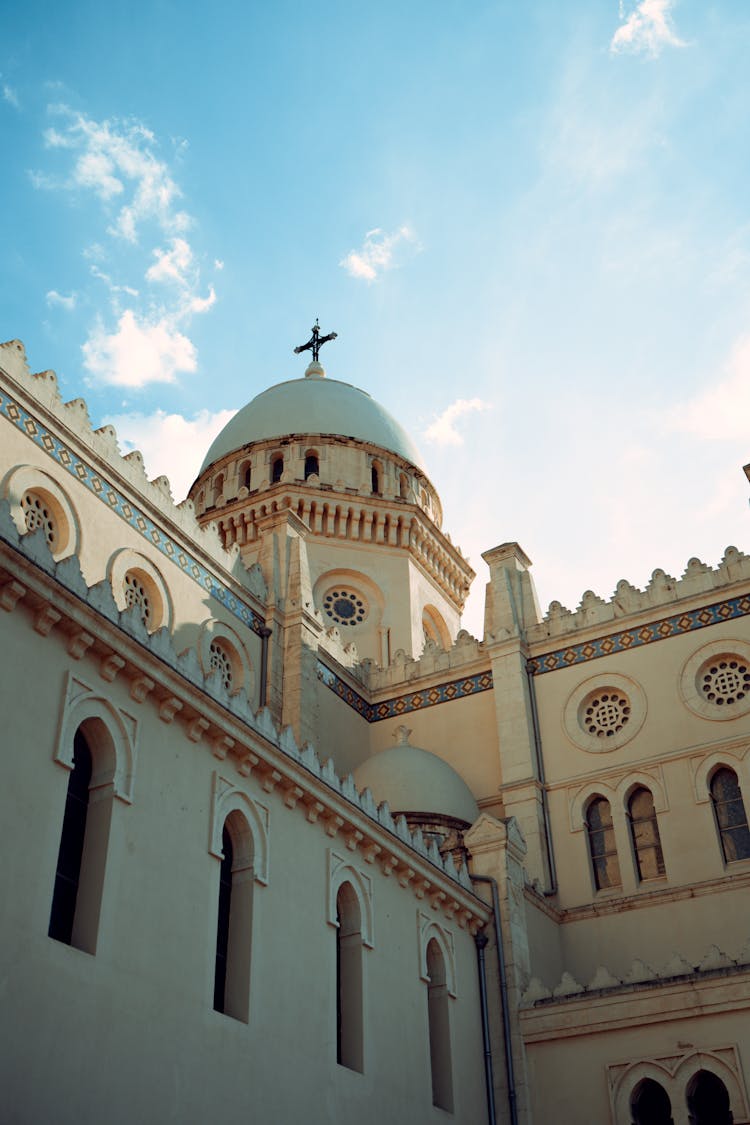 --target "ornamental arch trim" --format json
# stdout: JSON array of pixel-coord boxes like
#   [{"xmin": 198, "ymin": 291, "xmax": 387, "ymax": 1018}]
[
  {"xmin": 107, "ymin": 547, "xmax": 173, "ymax": 634},
  {"xmin": 55, "ymin": 672, "xmax": 139, "ymax": 803},
  {"xmin": 327, "ymin": 851, "xmax": 374, "ymax": 948},
  {"xmin": 198, "ymin": 618, "xmax": 255, "ymax": 701},
  {"xmin": 417, "ymin": 912, "xmax": 457, "ymax": 998},
  {"xmin": 692, "ymin": 748, "xmax": 750, "ymax": 805},
  {"xmin": 2, "ymin": 463, "xmax": 80, "ymax": 561},
  {"xmin": 209, "ymin": 773, "xmax": 269, "ymax": 885}
]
